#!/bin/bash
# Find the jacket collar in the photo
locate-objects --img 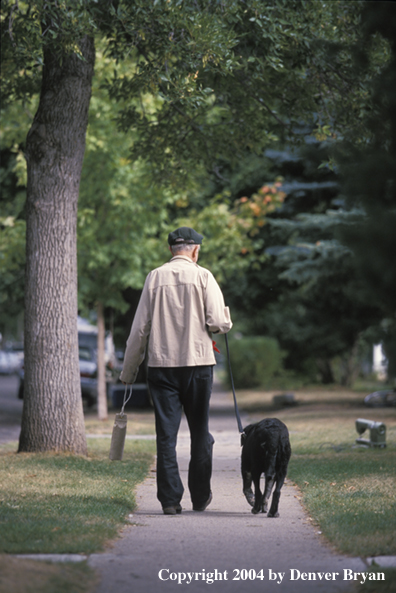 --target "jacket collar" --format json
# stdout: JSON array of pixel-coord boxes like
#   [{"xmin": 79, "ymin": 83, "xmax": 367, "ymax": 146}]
[{"xmin": 170, "ymin": 255, "xmax": 195, "ymax": 263}]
